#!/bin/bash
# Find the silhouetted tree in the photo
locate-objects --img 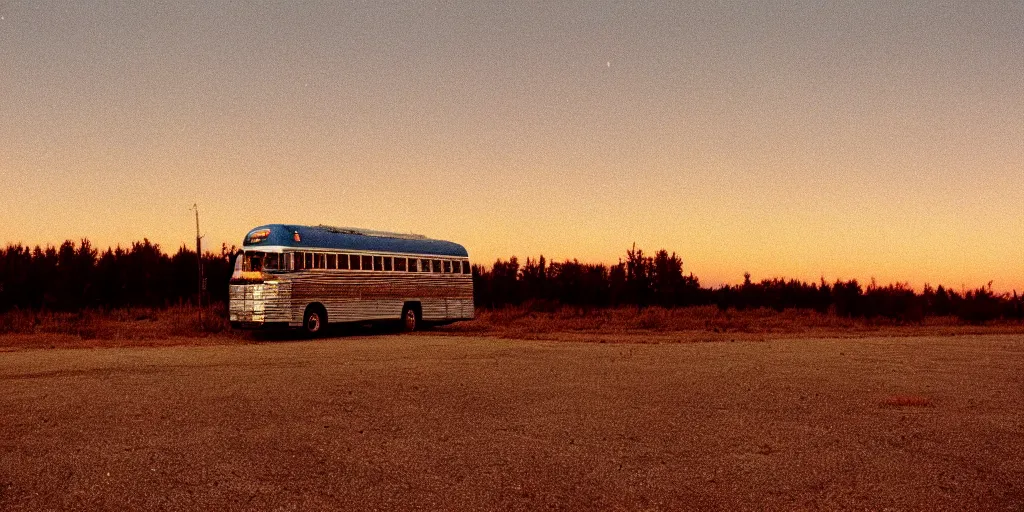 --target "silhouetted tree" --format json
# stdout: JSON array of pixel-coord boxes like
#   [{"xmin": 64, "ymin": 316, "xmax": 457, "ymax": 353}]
[
  {"xmin": 957, "ymin": 283, "xmax": 1002, "ymax": 324},
  {"xmin": 490, "ymin": 257, "xmax": 522, "ymax": 307},
  {"xmin": 608, "ymin": 261, "xmax": 627, "ymax": 306},
  {"xmin": 520, "ymin": 256, "xmax": 548, "ymax": 302},
  {"xmin": 626, "ymin": 244, "xmax": 653, "ymax": 307}
]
